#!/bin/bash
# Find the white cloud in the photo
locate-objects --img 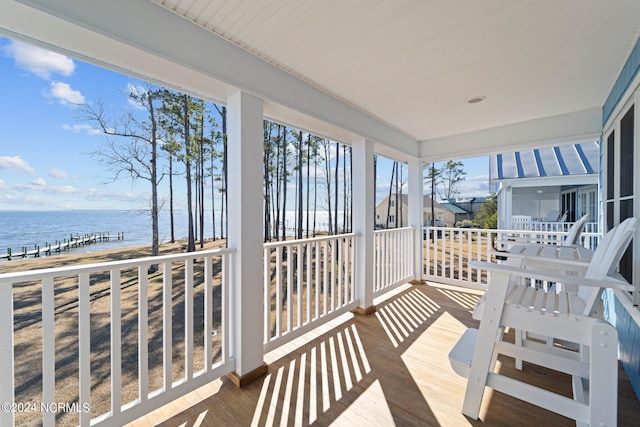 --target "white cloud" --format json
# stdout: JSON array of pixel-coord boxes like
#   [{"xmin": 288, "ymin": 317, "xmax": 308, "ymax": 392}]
[
  {"xmin": 0, "ymin": 156, "xmax": 35, "ymax": 173},
  {"xmin": 2, "ymin": 39, "xmax": 75, "ymax": 79},
  {"xmin": 62, "ymin": 123, "xmax": 102, "ymax": 135},
  {"xmin": 126, "ymin": 83, "xmax": 148, "ymax": 109},
  {"xmin": 45, "ymin": 81, "xmax": 85, "ymax": 105},
  {"xmin": 14, "ymin": 182, "xmax": 77, "ymax": 194},
  {"xmin": 0, "ymin": 178, "xmax": 6, "ymax": 190},
  {"xmin": 49, "ymin": 169, "xmax": 69, "ymax": 179}
]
